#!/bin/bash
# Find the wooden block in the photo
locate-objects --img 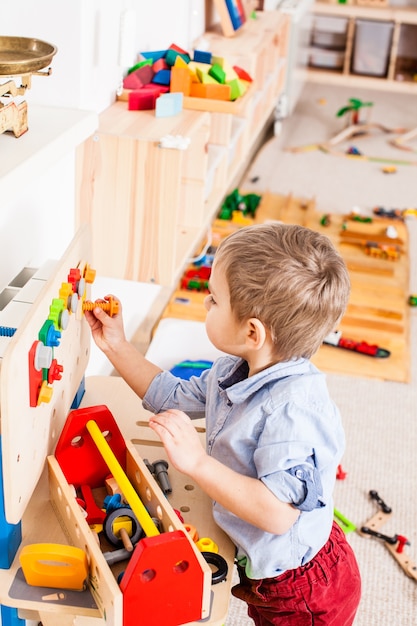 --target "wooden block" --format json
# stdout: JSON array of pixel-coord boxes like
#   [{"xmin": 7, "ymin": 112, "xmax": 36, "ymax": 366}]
[
  {"xmin": 153, "ymin": 58, "xmax": 169, "ymax": 72},
  {"xmin": 193, "ymin": 50, "xmax": 212, "ymax": 64},
  {"xmin": 165, "ymin": 48, "xmax": 191, "ymax": 67},
  {"xmin": 155, "ymin": 92, "xmax": 184, "ymax": 117},
  {"xmin": 173, "ymin": 55, "xmax": 189, "ymax": 69},
  {"xmin": 152, "ymin": 68, "xmax": 171, "ymax": 85},
  {"xmin": 128, "ymin": 89, "xmax": 157, "ymax": 111},
  {"xmin": 209, "ymin": 63, "xmax": 227, "ymax": 84},
  {"xmin": 190, "ymin": 82, "xmax": 232, "ymax": 101},
  {"xmin": 196, "ymin": 67, "xmax": 218, "ymax": 84},
  {"xmin": 170, "ymin": 66, "xmax": 192, "ymax": 96}
]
